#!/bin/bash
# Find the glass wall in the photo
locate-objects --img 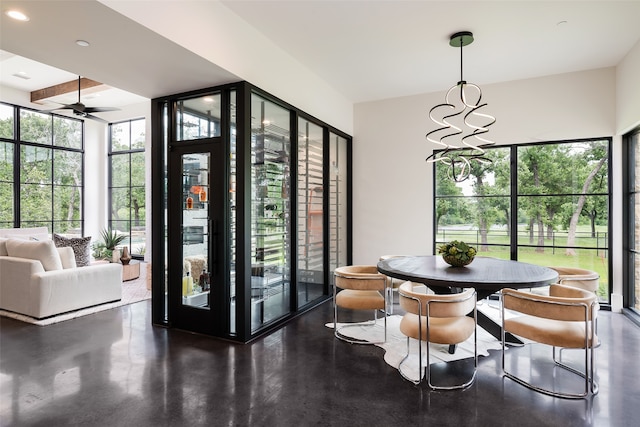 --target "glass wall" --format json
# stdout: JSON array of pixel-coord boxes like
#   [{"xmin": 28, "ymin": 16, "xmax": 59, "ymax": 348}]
[
  {"xmin": 151, "ymin": 82, "xmax": 352, "ymax": 342},
  {"xmin": 229, "ymin": 91, "xmax": 237, "ymax": 334},
  {"xmin": 250, "ymin": 93, "xmax": 292, "ymax": 331},
  {"xmin": 175, "ymin": 95, "xmax": 221, "ymax": 140},
  {"xmin": 0, "ymin": 103, "xmax": 84, "ymax": 235},
  {"xmin": 435, "ymin": 139, "xmax": 611, "ymax": 302},
  {"xmin": 109, "ymin": 119, "xmax": 146, "ymax": 257},
  {"xmin": 297, "ymin": 118, "xmax": 324, "ymax": 307},
  {"xmin": 625, "ymin": 129, "xmax": 640, "ymax": 315},
  {"xmin": 329, "ymin": 132, "xmax": 350, "ymax": 284}
]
